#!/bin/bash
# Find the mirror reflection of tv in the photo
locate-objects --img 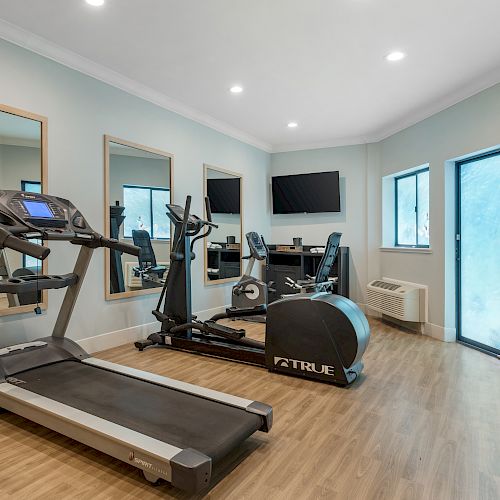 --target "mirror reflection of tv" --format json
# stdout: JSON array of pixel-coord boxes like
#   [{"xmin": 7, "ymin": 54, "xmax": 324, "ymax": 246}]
[
  {"xmin": 272, "ymin": 171, "xmax": 341, "ymax": 214},
  {"xmin": 207, "ymin": 178, "xmax": 240, "ymax": 214}
]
